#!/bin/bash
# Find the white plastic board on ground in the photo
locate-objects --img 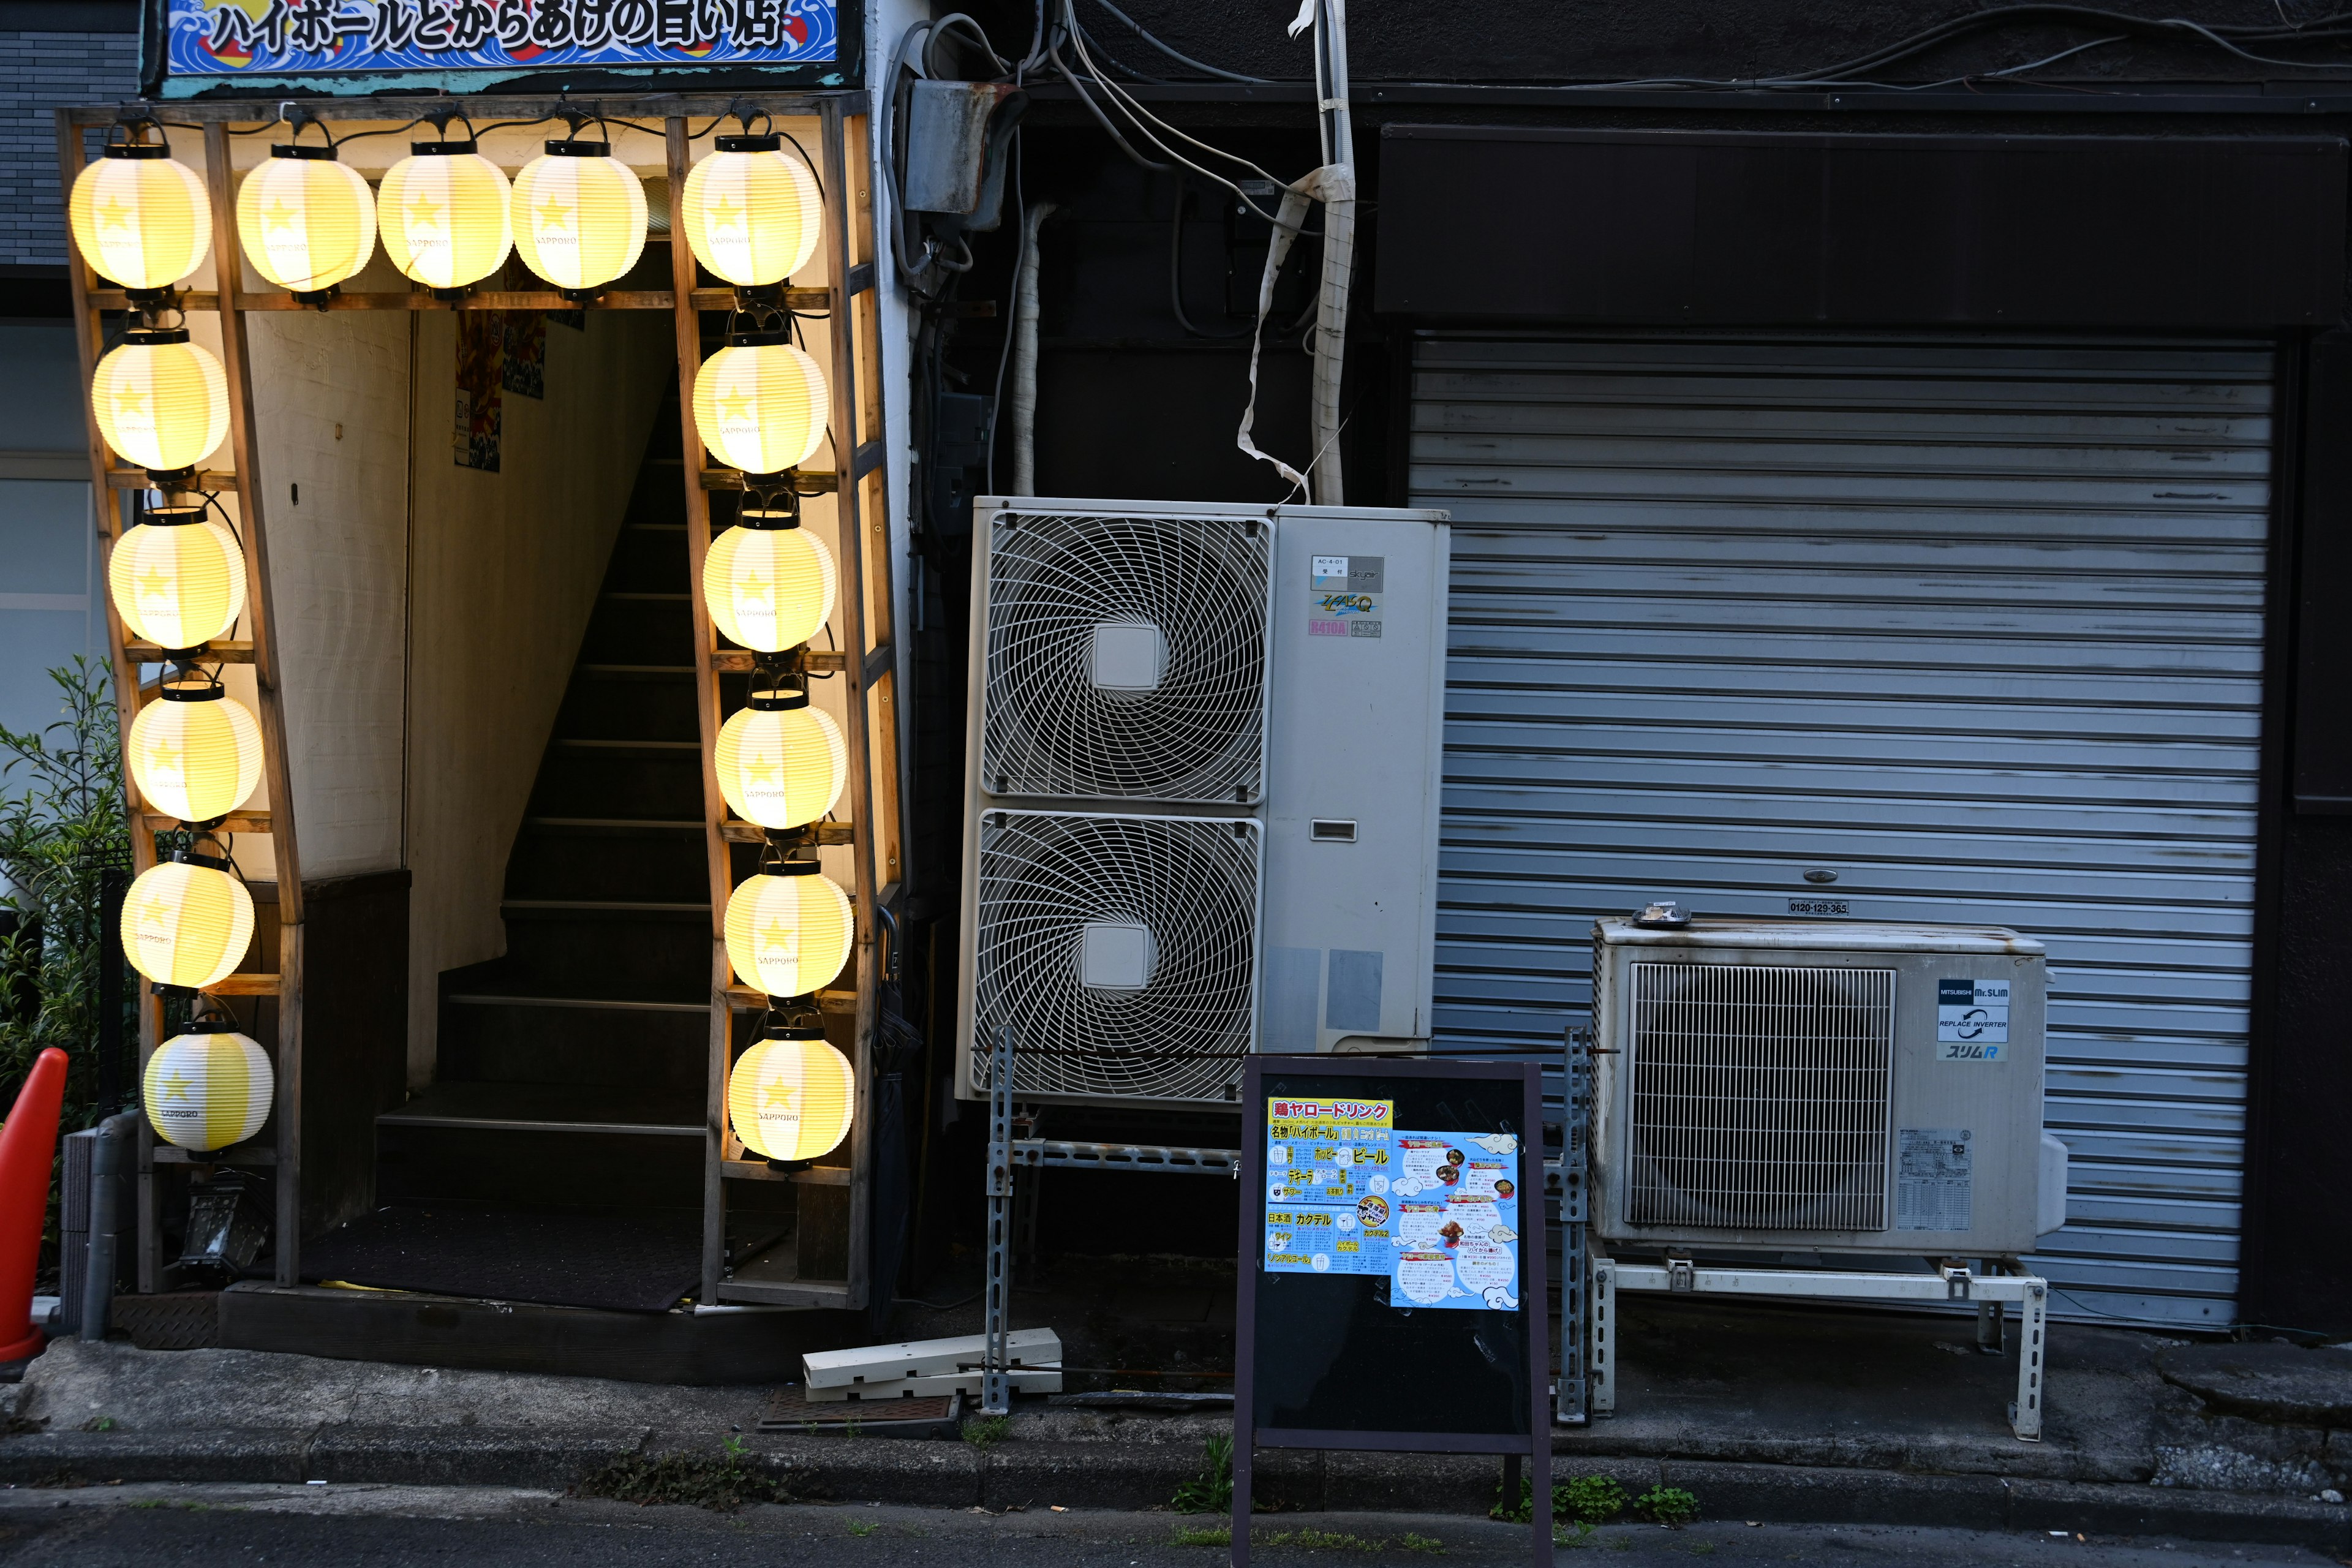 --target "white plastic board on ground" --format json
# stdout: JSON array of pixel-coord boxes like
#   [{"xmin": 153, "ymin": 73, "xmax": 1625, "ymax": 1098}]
[{"xmin": 804, "ymin": 1327, "xmax": 1062, "ymax": 1389}]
